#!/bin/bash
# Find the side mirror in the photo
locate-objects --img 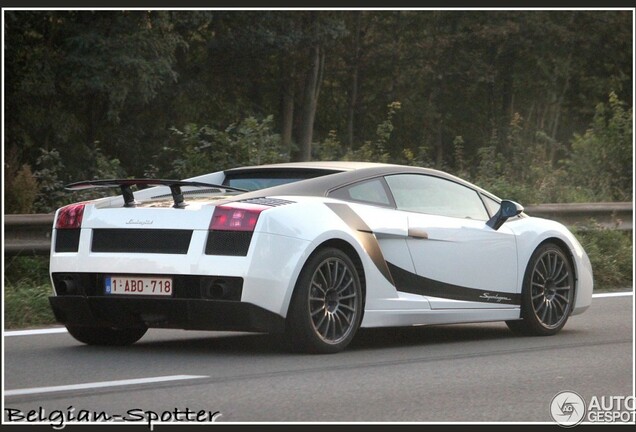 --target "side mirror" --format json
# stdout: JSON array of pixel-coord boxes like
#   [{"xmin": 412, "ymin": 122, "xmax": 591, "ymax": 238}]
[{"xmin": 486, "ymin": 200, "xmax": 524, "ymax": 231}]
